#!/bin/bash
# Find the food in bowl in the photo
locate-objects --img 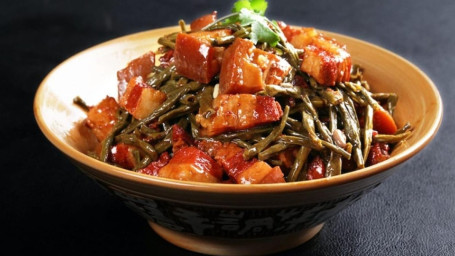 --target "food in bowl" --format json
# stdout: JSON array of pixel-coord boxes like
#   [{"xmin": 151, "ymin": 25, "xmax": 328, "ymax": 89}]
[
  {"xmin": 34, "ymin": 1, "xmax": 442, "ymax": 255},
  {"xmin": 74, "ymin": 1, "xmax": 412, "ymax": 184}
]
